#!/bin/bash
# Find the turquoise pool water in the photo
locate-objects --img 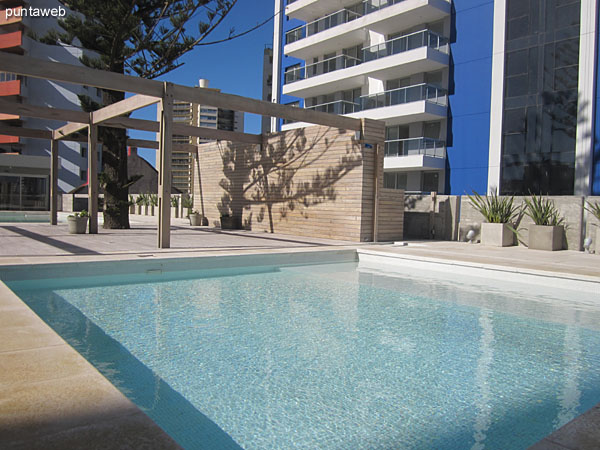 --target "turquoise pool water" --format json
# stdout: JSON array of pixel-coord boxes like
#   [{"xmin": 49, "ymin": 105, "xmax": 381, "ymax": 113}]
[{"xmin": 9, "ymin": 260, "xmax": 600, "ymax": 449}]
